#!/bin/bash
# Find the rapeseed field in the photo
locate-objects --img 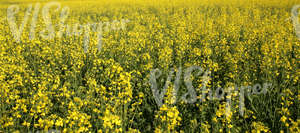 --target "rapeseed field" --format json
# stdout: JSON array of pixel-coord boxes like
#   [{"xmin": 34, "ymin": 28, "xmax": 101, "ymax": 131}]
[{"xmin": 0, "ymin": 0, "xmax": 299, "ymax": 132}]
